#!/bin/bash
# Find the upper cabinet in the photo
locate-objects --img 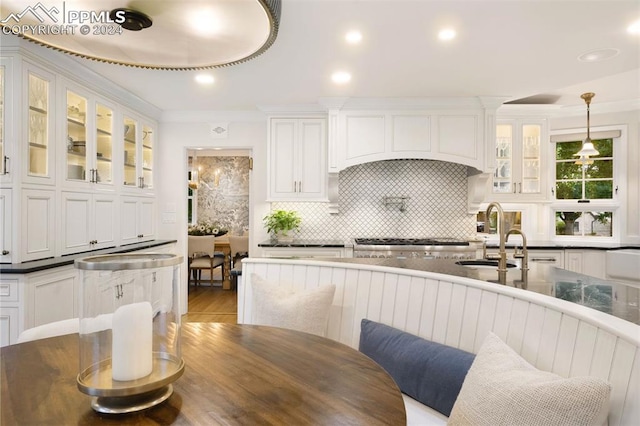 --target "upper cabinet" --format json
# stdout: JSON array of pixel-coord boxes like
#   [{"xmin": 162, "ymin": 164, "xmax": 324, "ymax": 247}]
[
  {"xmin": 24, "ymin": 63, "xmax": 56, "ymax": 185},
  {"xmin": 491, "ymin": 118, "xmax": 548, "ymax": 201},
  {"xmin": 62, "ymin": 84, "xmax": 116, "ymax": 189},
  {"xmin": 122, "ymin": 113, "xmax": 154, "ymax": 193},
  {"xmin": 330, "ymin": 106, "xmax": 493, "ymax": 173},
  {"xmin": 268, "ymin": 117, "xmax": 327, "ymax": 201},
  {"xmin": 0, "ymin": 40, "xmax": 160, "ymax": 263},
  {"xmin": 0, "ymin": 57, "xmax": 12, "ymax": 184}
]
